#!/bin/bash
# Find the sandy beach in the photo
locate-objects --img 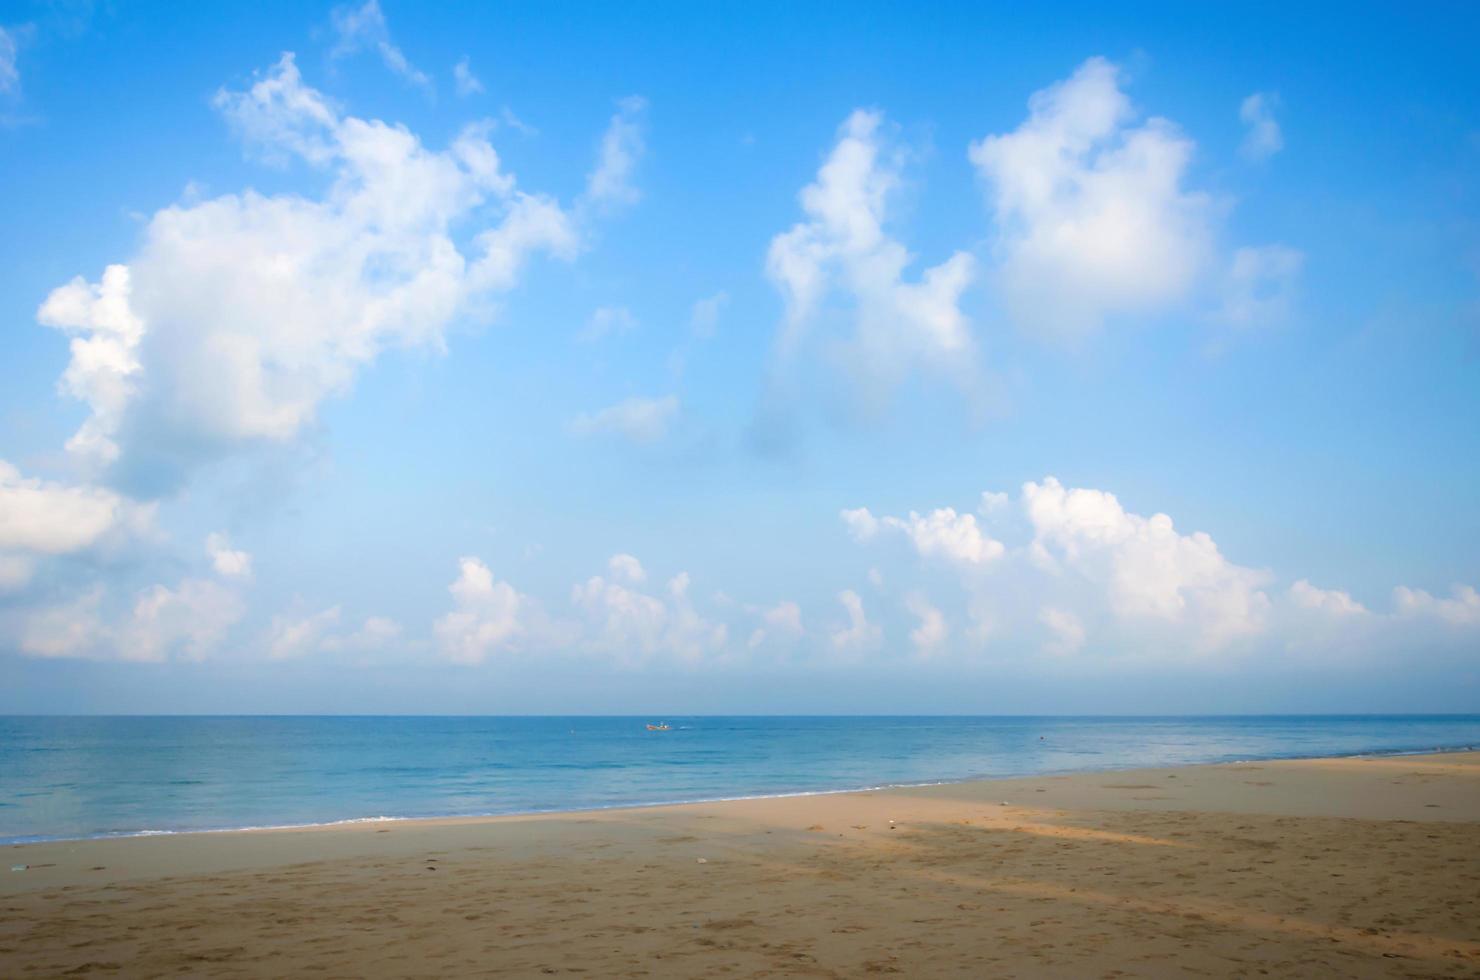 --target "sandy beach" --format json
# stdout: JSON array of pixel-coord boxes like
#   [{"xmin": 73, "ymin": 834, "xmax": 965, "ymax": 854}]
[{"xmin": 3, "ymin": 751, "xmax": 1479, "ymax": 978}]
